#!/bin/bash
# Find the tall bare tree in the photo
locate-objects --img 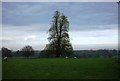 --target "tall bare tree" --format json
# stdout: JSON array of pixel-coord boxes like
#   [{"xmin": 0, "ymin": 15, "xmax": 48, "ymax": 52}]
[{"xmin": 44, "ymin": 11, "xmax": 73, "ymax": 57}]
